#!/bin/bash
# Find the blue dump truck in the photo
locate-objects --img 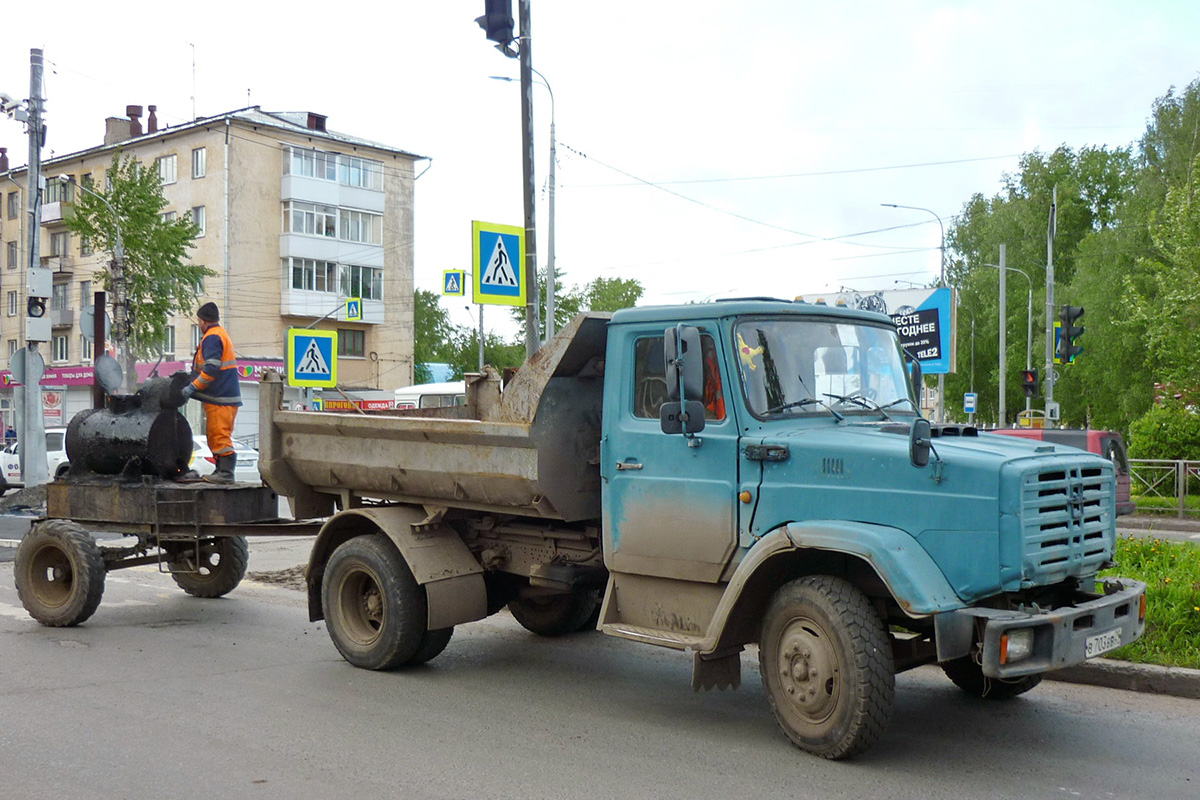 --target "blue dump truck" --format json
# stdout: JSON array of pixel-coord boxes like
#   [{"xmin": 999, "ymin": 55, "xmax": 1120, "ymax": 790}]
[{"xmin": 260, "ymin": 299, "xmax": 1146, "ymax": 759}]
